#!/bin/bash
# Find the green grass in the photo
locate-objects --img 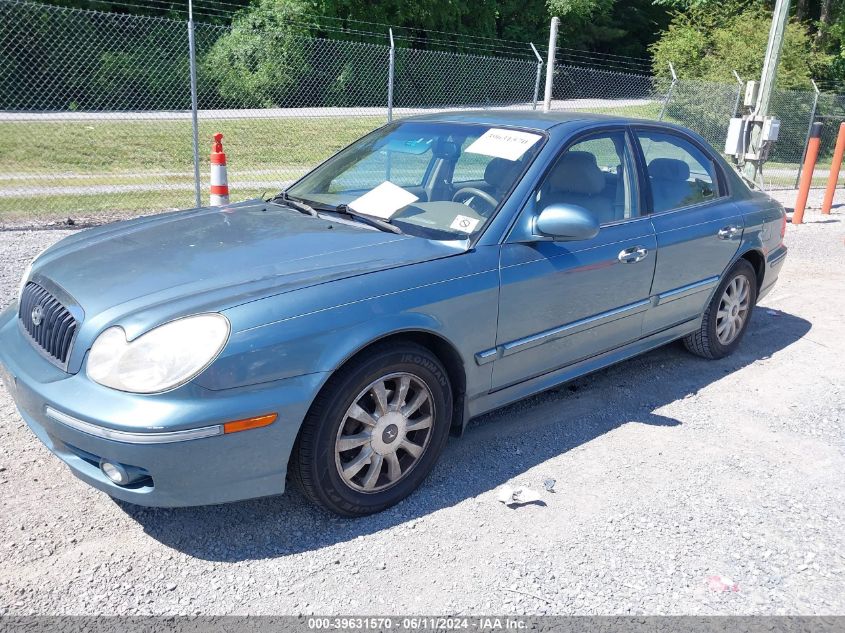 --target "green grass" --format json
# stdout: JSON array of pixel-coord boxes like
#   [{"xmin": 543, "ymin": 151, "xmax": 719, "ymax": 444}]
[
  {"xmin": 0, "ymin": 190, "xmax": 195, "ymax": 222},
  {"xmin": 0, "ymin": 116, "xmax": 383, "ymax": 174},
  {"xmin": 0, "ymin": 115, "xmax": 384, "ymax": 221}
]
